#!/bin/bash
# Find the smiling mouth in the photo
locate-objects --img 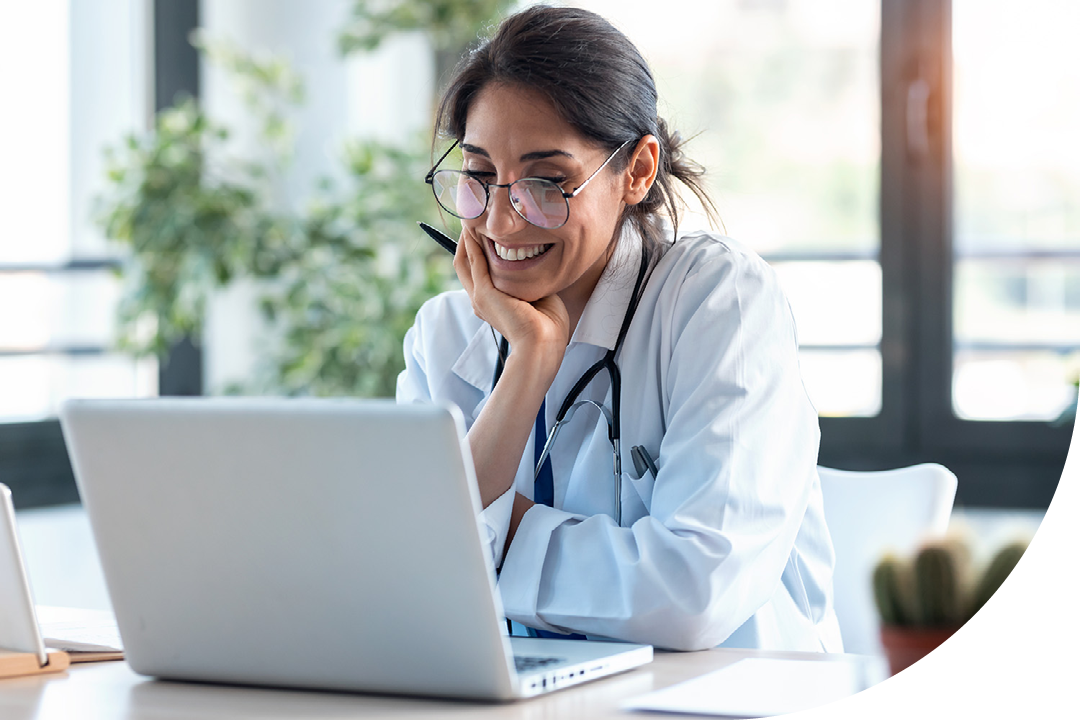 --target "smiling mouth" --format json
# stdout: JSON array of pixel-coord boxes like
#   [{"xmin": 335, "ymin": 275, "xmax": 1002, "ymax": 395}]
[{"xmin": 492, "ymin": 241, "xmax": 554, "ymax": 262}]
